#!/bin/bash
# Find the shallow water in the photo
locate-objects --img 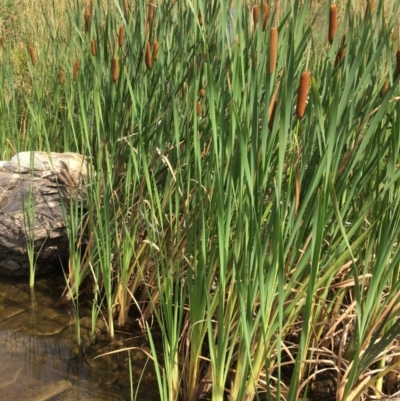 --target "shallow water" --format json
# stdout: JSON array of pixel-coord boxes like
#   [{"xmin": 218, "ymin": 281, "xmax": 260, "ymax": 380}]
[{"xmin": 0, "ymin": 274, "xmax": 159, "ymax": 401}]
